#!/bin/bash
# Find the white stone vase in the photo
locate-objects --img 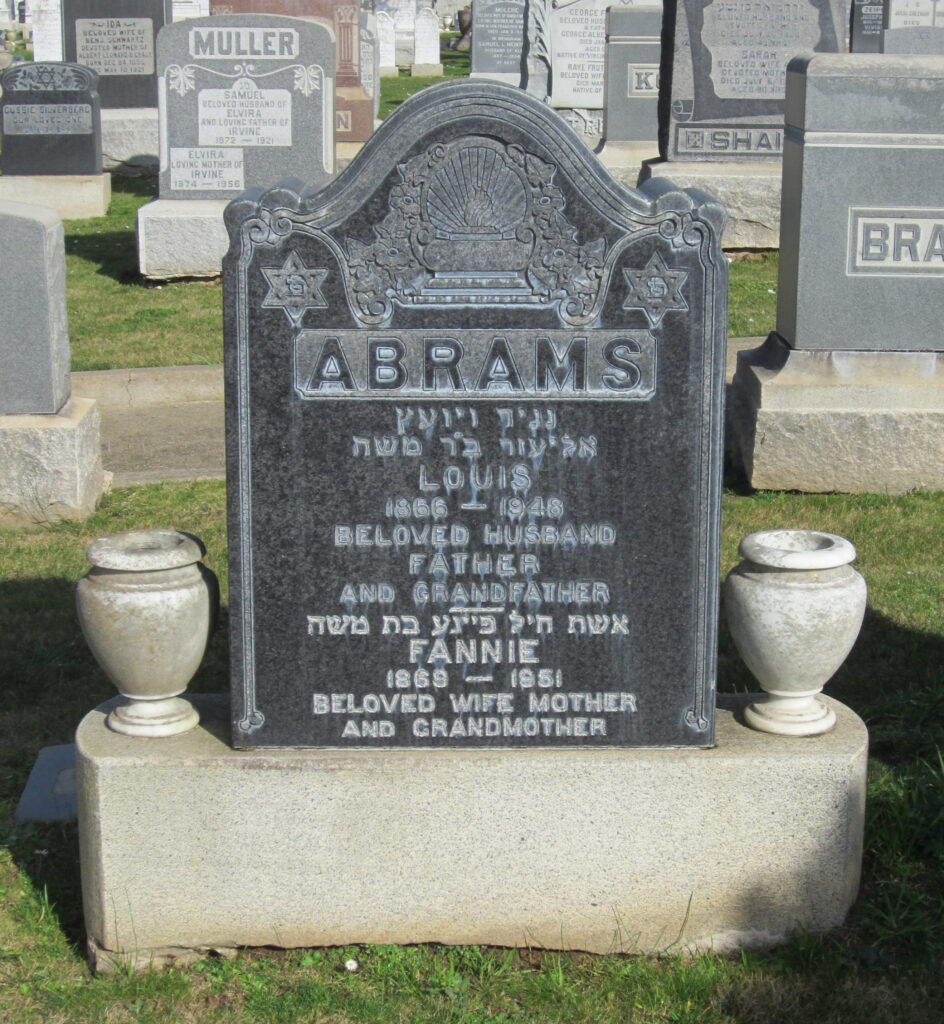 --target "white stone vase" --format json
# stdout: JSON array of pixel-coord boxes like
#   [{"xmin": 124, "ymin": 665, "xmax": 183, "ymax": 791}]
[
  {"xmin": 76, "ymin": 529, "xmax": 217, "ymax": 737},
  {"xmin": 724, "ymin": 529, "xmax": 866, "ymax": 736}
]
